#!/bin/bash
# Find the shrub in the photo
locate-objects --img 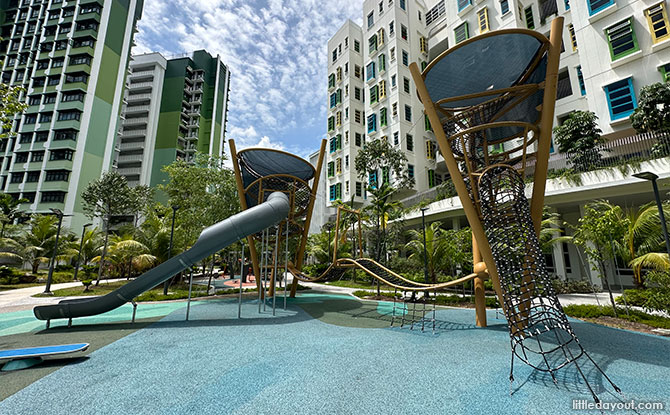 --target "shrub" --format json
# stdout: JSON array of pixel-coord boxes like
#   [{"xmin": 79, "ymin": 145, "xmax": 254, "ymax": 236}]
[
  {"xmin": 551, "ymin": 279, "xmax": 597, "ymax": 294},
  {"xmin": 0, "ymin": 266, "xmax": 22, "ymax": 285},
  {"xmin": 51, "ymin": 271, "xmax": 75, "ymax": 284},
  {"xmin": 303, "ymin": 263, "xmax": 329, "ymax": 277},
  {"xmin": 54, "ymin": 264, "xmax": 74, "ymax": 272}
]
